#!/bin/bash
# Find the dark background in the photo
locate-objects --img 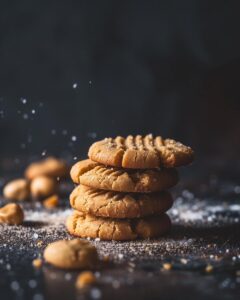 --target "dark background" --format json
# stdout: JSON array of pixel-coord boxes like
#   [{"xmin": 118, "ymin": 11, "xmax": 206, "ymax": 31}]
[{"xmin": 0, "ymin": 0, "xmax": 240, "ymax": 172}]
